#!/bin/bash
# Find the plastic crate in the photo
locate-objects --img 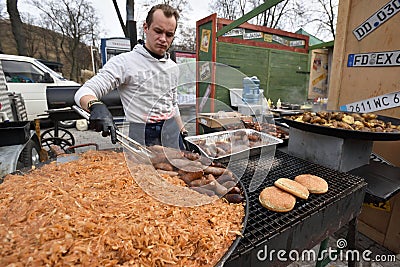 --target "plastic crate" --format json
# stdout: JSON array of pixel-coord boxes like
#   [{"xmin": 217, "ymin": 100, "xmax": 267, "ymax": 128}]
[
  {"xmin": 229, "ymin": 88, "xmax": 264, "ymax": 107},
  {"xmin": 0, "ymin": 121, "xmax": 31, "ymax": 146}
]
